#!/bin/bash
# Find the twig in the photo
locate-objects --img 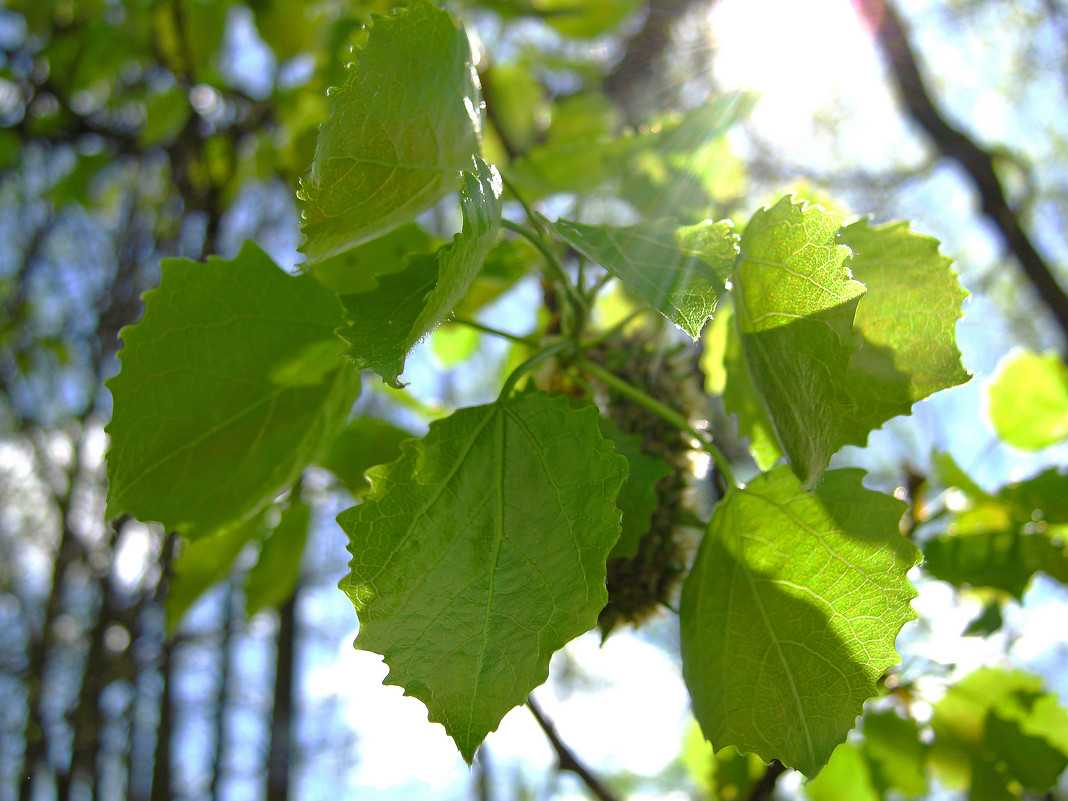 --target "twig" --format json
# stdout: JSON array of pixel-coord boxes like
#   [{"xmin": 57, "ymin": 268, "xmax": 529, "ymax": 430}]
[
  {"xmin": 526, "ymin": 697, "xmax": 621, "ymax": 801},
  {"xmin": 746, "ymin": 760, "xmax": 786, "ymax": 801},
  {"xmin": 855, "ymin": 0, "xmax": 1068, "ymax": 347}
]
